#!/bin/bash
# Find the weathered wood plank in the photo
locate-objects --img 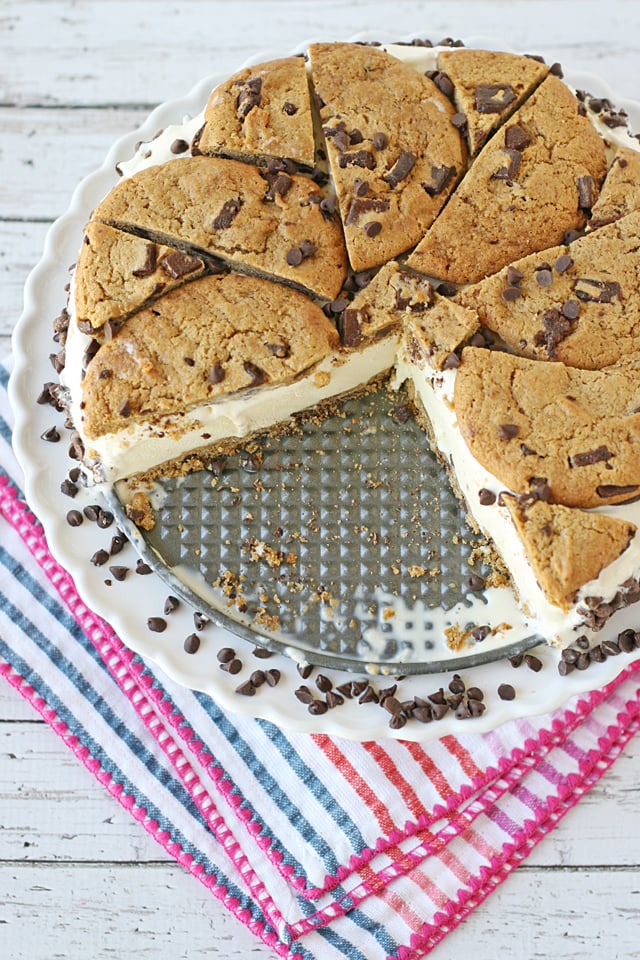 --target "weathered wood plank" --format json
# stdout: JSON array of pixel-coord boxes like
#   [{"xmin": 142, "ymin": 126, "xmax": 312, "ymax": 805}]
[
  {"xmin": 0, "ymin": 221, "xmax": 56, "ymax": 341},
  {"xmin": 1, "ymin": 861, "xmax": 639, "ymax": 959},
  {"xmin": 2, "ymin": 1, "xmax": 640, "ymax": 107}
]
